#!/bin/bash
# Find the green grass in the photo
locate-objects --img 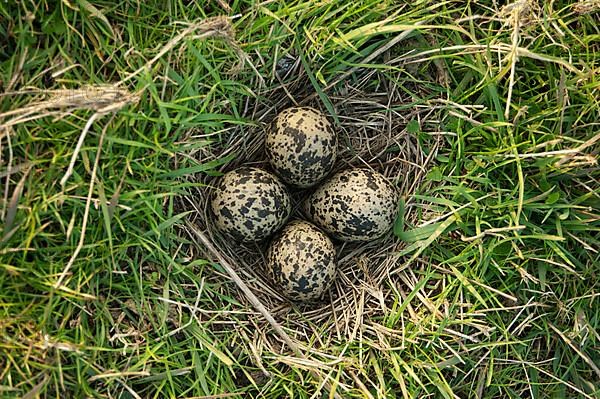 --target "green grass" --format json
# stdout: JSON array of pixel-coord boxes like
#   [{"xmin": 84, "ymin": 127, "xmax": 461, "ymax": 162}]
[{"xmin": 1, "ymin": 0, "xmax": 599, "ymax": 398}]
